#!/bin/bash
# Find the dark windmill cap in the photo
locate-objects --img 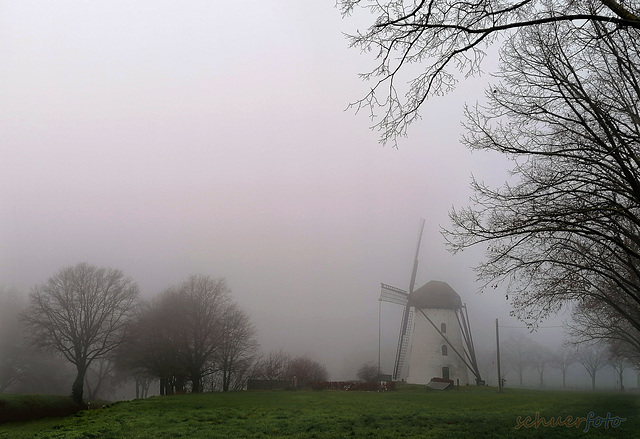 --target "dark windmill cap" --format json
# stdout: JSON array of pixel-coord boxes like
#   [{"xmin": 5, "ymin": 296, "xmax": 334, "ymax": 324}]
[{"xmin": 409, "ymin": 280, "xmax": 462, "ymax": 310}]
